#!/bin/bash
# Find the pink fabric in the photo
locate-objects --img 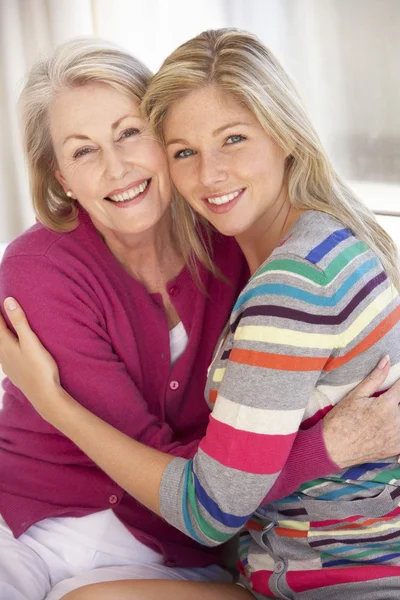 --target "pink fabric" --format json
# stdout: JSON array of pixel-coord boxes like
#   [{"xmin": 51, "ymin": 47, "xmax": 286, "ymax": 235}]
[{"xmin": 0, "ymin": 209, "xmax": 337, "ymax": 567}]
